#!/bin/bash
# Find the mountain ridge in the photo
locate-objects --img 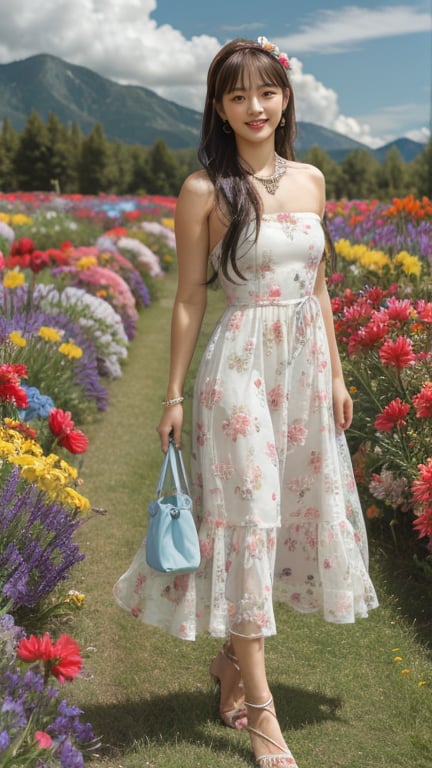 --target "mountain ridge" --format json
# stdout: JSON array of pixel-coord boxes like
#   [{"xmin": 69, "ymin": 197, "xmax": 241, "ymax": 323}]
[{"xmin": 0, "ymin": 53, "xmax": 425, "ymax": 161}]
